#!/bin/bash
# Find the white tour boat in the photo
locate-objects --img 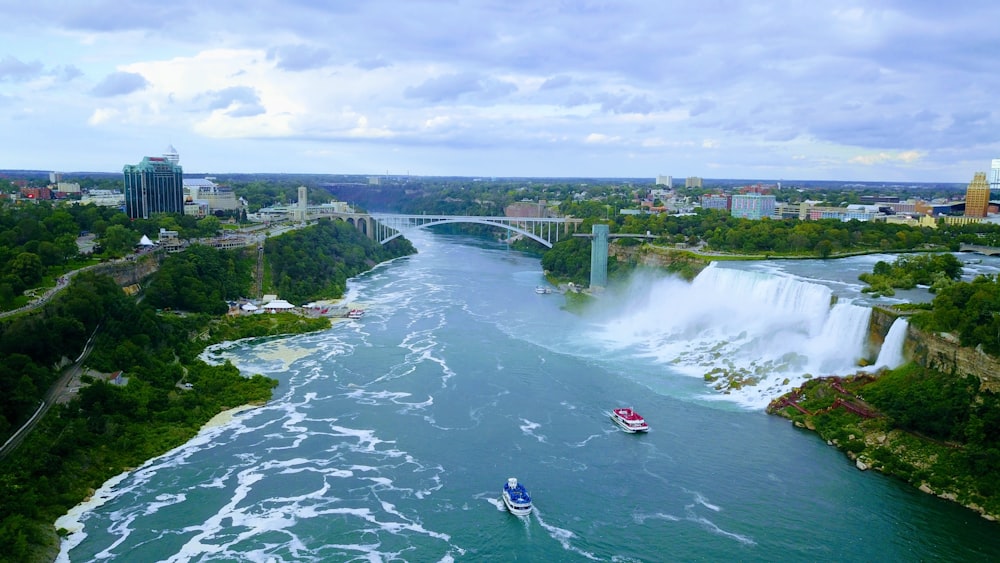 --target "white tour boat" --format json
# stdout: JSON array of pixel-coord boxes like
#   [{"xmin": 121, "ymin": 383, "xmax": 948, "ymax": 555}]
[
  {"xmin": 501, "ymin": 477, "xmax": 532, "ymax": 516},
  {"xmin": 610, "ymin": 407, "xmax": 649, "ymax": 433}
]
